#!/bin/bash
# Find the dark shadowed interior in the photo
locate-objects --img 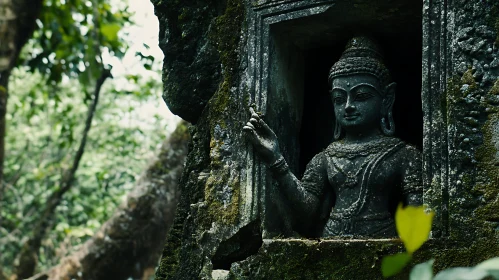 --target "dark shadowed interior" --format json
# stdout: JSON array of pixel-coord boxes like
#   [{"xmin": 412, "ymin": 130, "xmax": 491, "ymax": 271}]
[{"xmin": 267, "ymin": 0, "xmax": 423, "ymax": 176}]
